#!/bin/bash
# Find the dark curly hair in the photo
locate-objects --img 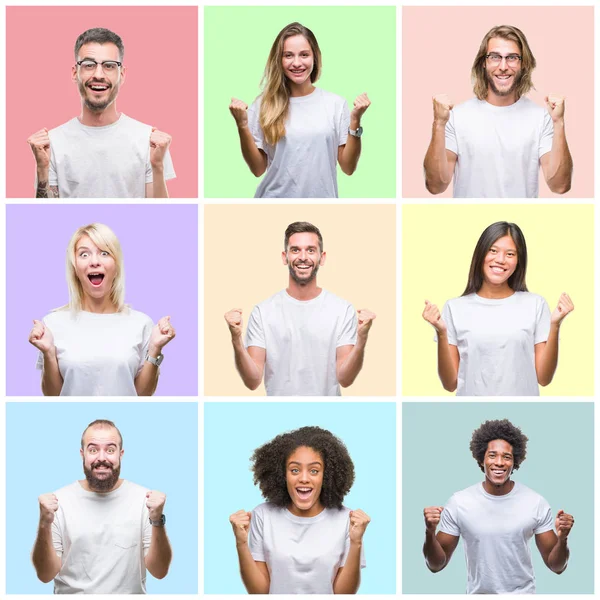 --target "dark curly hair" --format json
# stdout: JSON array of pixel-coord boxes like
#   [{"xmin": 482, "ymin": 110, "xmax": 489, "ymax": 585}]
[
  {"xmin": 470, "ymin": 419, "xmax": 528, "ymax": 472},
  {"xmin": 251, "ymin": 426, "xmax": 355, "ymax": 509}
]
